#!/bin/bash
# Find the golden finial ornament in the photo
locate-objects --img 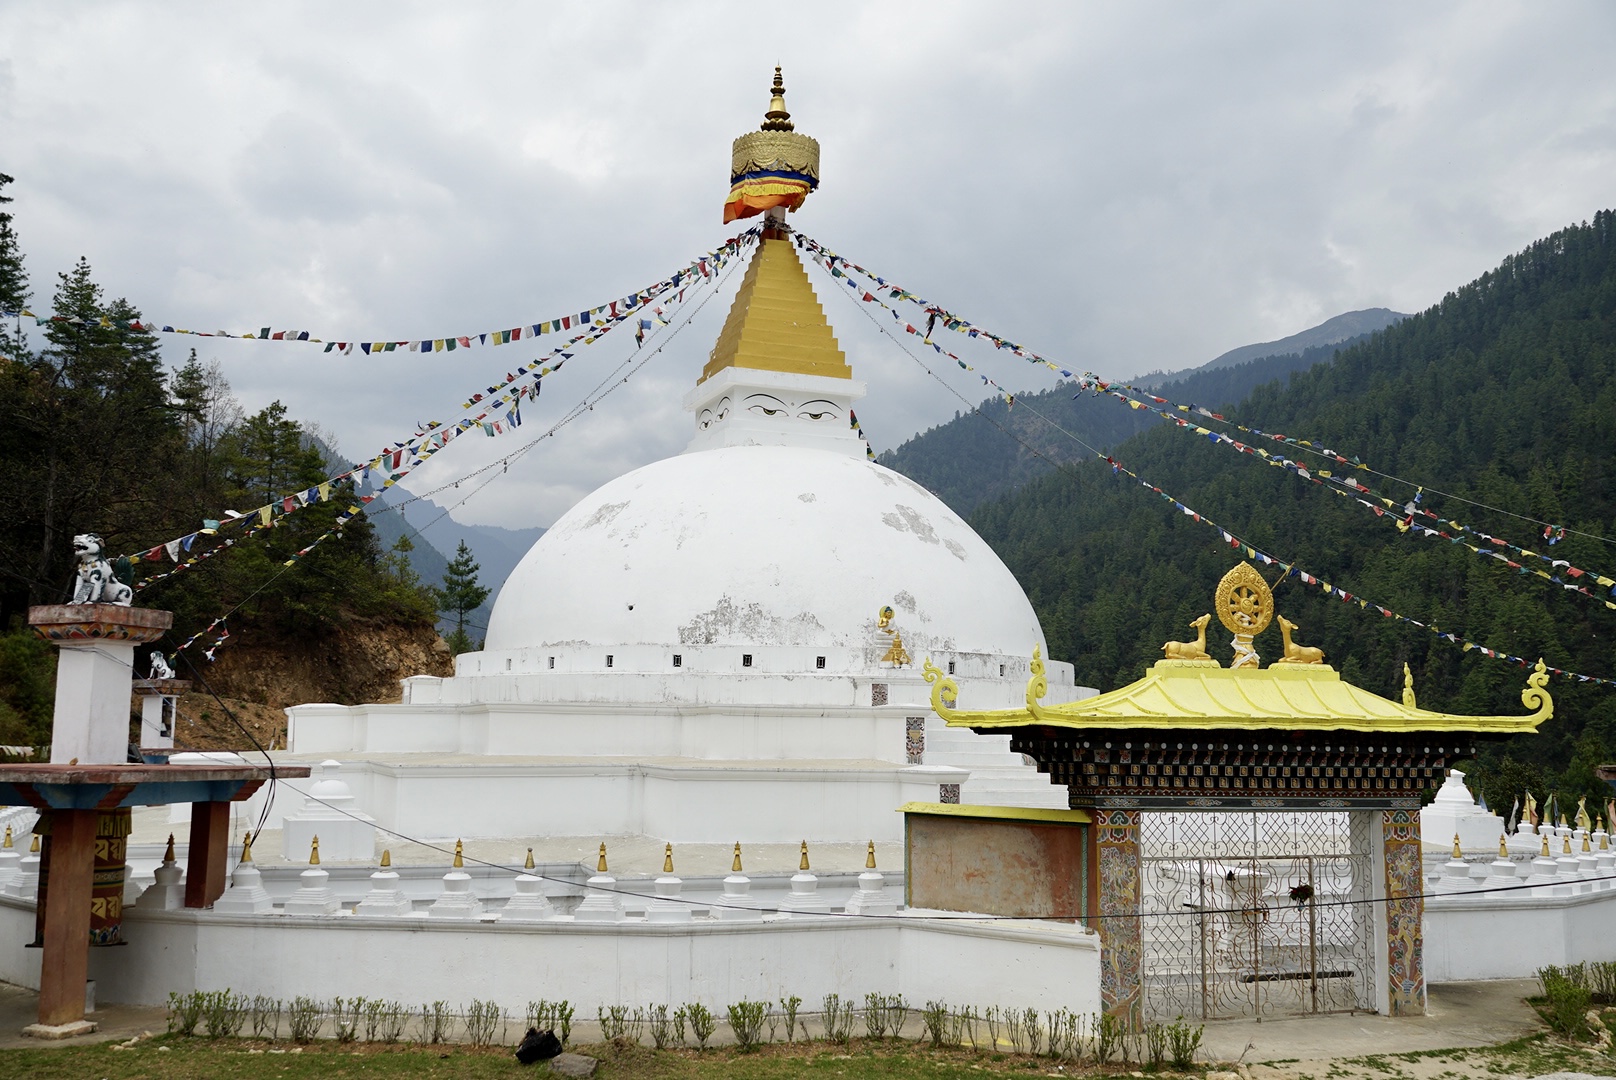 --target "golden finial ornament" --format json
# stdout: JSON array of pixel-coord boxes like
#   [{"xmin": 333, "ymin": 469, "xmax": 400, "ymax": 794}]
[
  {"xmin": 1541, "ymin": 833, "xmax": 1551, "ymax": 857},
  {"xmin": 663, "ymin": 843, "xmax": 675, "ymax": 874},
  {"xmin": 725, "ymin": 66, "xmax": 820, "ymax": 225},
  {"xmin": 597, "ymin": 842, "xmax": 608, "ymax": 874},
  {"xmin": 163, "ymin": 834, "xmax": 176, "ymax": 863},
  {"xmin": 2, "ymin": 825, "xmax": 11, "ymax": 848},
  {"xmin": 1563, "ymin": 834, "xmax": 1573, "ymax": 855},
  {"xmin": 1214, "ymin": 562, "xmax": 1274, "ymax": 668},
  {"xmin": 1401, "ymin": 663, "xmax": 1417, "ymax": 709},
  {"xmin": 762, "ymin": 66, "xmax": 793, "ymax": 132},
  {"xmin": 380, "ymin": 849, "xmax": 392, "ymax": 868},
  {"xmin": 865, "ymin": 840, "xmax": 876, "ymax": 869},
  {"xmin": 1583, "ymin": 832, "xmax": 1592, "ymax": 853},
  {"xmin": 240, "ymin": 832, "xmax": 253, "ymax": 863},
  {"xmin": 525, "ymin": 847, "xmax": 536, "ymax": 871},
  {"xmin": 799, "ymin": 841, "xmax": 810, "ymax": 871},
  {"xmin": 1452, "ymin": 833, "xmax": 1462, "ymax": 859},
  {"xmin": 731, "ymin": 842, "xmax": 743, "ymax": 873},
  {"xmin": 310, "ymin": 836, "xmax": 321, "ymax": 865},
  {"xmin": 1603, "ymin": 831, "xmax": 1610, "ymax": 852},
  {"xmin": 1500, "ymin": 835, "xmax": 1509, "ymax": 859},
  {"xmin": 28, "ymin": 835, "xmax": 38, "ymax": 854},
  {"xmin": 452, "ymin": 839, "xmax": 464, "ymax": 869},
  {"xmin": 1576, "ymin": 796, "xmax": 1592, "ymax": 833}
]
